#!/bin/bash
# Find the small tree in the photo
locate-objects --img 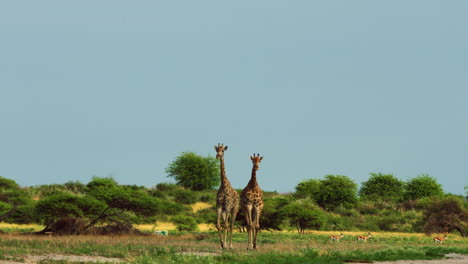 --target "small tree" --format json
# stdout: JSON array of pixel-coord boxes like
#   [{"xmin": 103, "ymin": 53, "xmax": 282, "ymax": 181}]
[
  {"xmin": 294, "ymin": 179, "xmax": 321, "ymax": 200},
  {"xmin": 282, "ymin": 199, "xmax": 325, "ymax": 234},
  {"xmin": 359, "ymin": 173, "xmax": 404, "ymax": 202},
  {"xmin": 172, "ymin": 215, "xmax": 198, "ymax": 231},
  {"xmin": 404, "ymin": 174, "xmax": 444, "ymax": 201},
  {"xmin": 166, "ymin": 152, "xmax": 219, "ymax": 191},
  {"xmin": 423, "ymin": 196, "xmax": 468, "ymax": 237},
  {"xmin": 316, "ymin": 175, "xmax": 358, "ymax": 210}
]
